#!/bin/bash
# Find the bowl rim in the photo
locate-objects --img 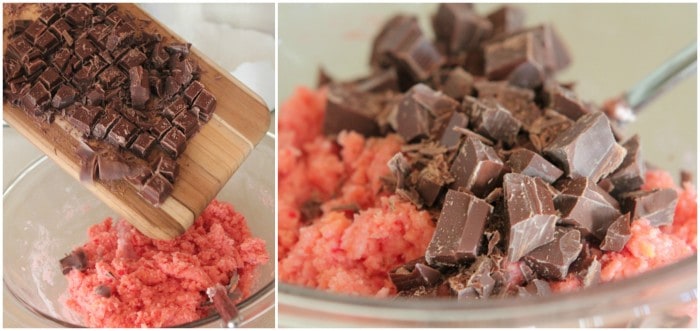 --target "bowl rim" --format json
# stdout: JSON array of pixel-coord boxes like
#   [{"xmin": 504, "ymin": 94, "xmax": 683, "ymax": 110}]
[{"xmin": 3, "ymin": 134, "xmax": 276, "ymax": 328}]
